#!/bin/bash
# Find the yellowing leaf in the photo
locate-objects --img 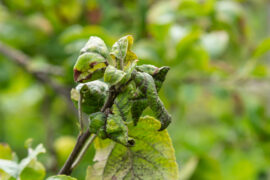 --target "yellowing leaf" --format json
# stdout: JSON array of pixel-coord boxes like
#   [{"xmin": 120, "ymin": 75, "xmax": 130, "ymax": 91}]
[
  {"xmin": 86, "ymin": 116, "xmax": 179, "ymax": 180},
  {"xmin": 110, "ymin": 35, "xmax": 137, "ymax": 70}
]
